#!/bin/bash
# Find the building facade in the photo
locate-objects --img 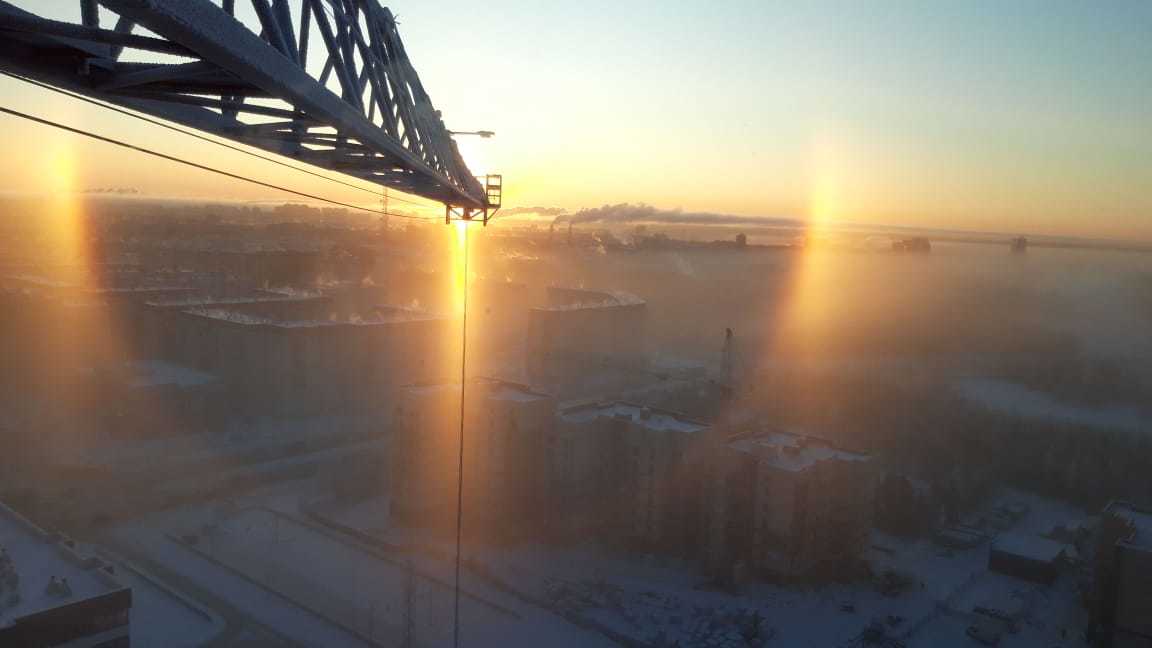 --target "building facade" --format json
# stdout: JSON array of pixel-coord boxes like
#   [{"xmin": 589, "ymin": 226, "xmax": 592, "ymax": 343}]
[
  {"xmin": 390, "ymin": 378, "xmax": 555, "ymax": 540},
  {"xmin": 526, "ymin": 288, "xmax": 648, "ymax": 397},
  {"xmin": 152, "ymin": 304, "xmax": 452, "ymax": 417},
  {"xmin": 1096, "ymin": 501, "xmax": 1152, "ymax": 648},
  {"xmin": 552, "ymin": 401, "xmax": 711, "ymax": 556},
  {"xmin": 705, "ymin": 427, "xmax": 876, "ymax": 582}
]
